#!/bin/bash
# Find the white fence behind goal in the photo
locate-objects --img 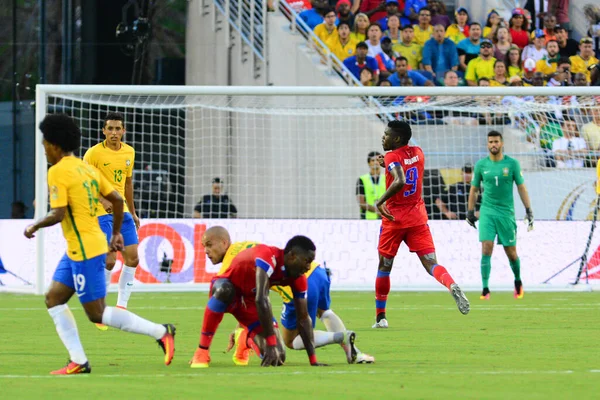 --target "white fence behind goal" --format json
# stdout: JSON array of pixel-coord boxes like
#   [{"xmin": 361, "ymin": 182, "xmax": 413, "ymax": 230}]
[{"xmin": 13, "ymin": 85, "xmax": 600, "ymax": 294}]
